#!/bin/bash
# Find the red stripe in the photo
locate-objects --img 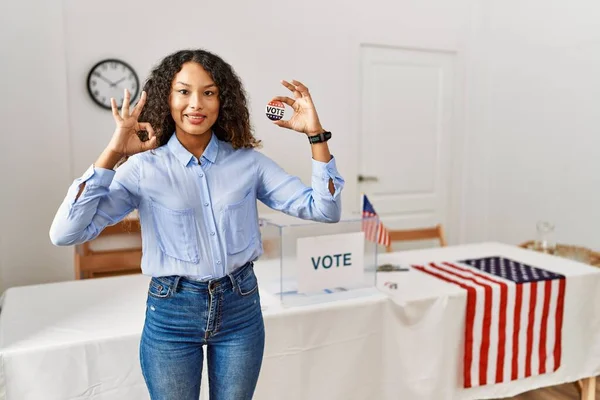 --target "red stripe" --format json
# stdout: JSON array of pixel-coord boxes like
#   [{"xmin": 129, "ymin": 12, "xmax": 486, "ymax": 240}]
[
  {"xmin": 525, "ymin": 282, "xmax": 538, "ymax": 377},
  {"xmin": 538, "ymin": 280, "xmax": 552, "ymax": 374},
  {"xmin": 382, "ymin": 228, "xmax": 390, "ymax": 247},
  {"xmin": 432, "ymin": 263, "xmax": 491, "ymax": 385},
  {"xmin": 553, "ymin": 278, "xmax": 566, "ymax": 371},
  {"xmin": 372, "ymin": 222, "xmax": 378, "ymax": 242},
  {"xmin": 511, "ymin": 284, "xmax": 523, "ymax": 380},
  {"xmin": 377, "ymin": 223, "xmax": 385, "ymax": 246},
  {"xmin": 479, "ymin": 281, "xmax": 493, "ymax": 386},
  {"xmin": 413, "ymin": 265, "xmax": 477, "ymax": 388},
  {"xmin": 496, "ymin": 279, "xmax": 508, "ymax": 383}
]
